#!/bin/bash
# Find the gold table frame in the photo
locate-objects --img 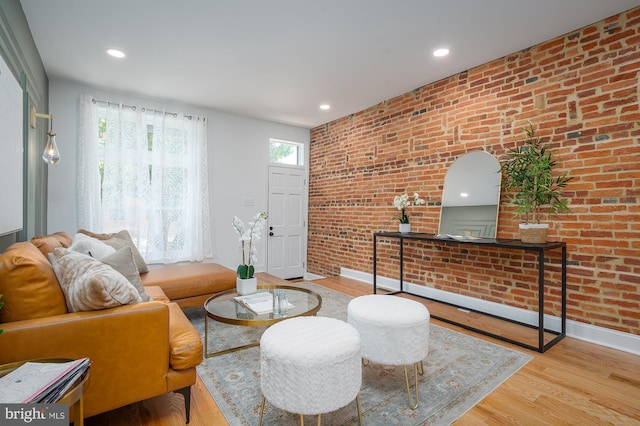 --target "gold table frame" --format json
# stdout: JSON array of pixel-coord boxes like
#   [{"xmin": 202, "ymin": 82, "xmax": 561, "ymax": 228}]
[{"xmin": 204, "ymin": 284, "xmax": 322, "ymax": 358}]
